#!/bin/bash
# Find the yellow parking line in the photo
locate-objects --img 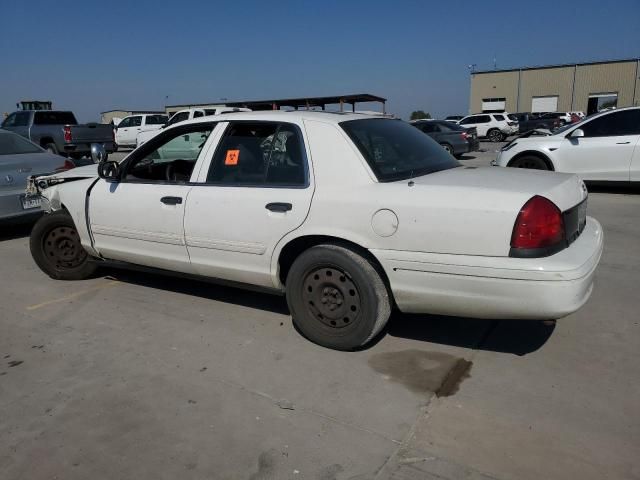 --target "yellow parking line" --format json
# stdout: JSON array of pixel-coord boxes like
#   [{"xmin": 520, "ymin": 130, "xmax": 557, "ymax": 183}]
[{"xmin": 26, "ymin": 280, "xmax": 120, "ymax": 311}]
